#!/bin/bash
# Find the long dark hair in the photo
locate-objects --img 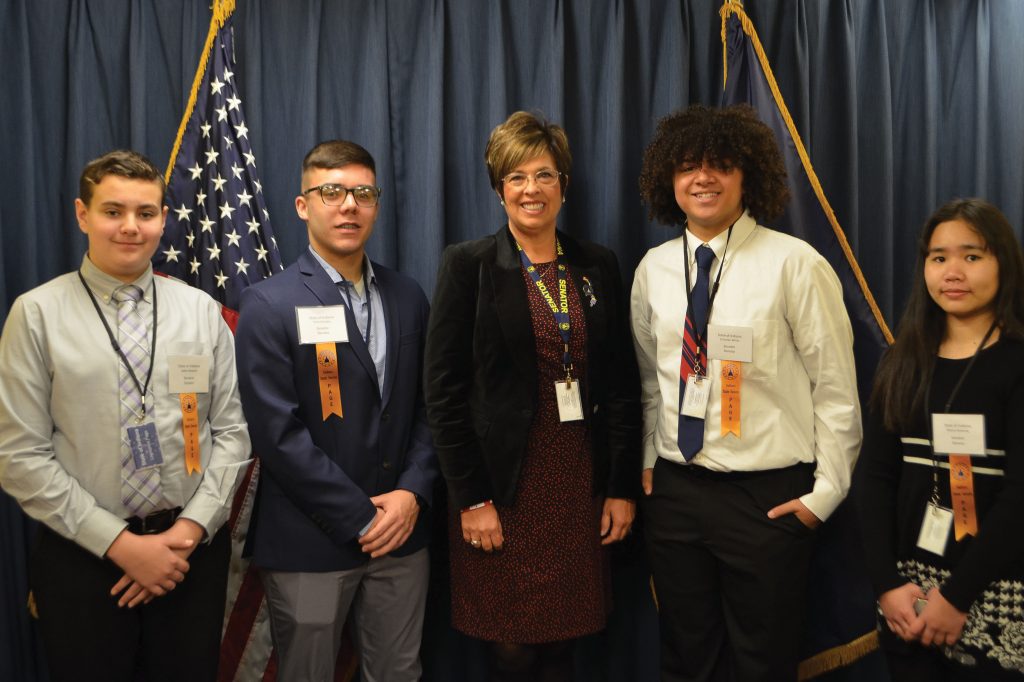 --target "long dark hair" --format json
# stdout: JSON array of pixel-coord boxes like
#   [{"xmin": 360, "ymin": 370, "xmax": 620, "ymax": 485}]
[{"xmin": 872, "ymin": 198, "xmax": 1024, "ymax": 431}]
